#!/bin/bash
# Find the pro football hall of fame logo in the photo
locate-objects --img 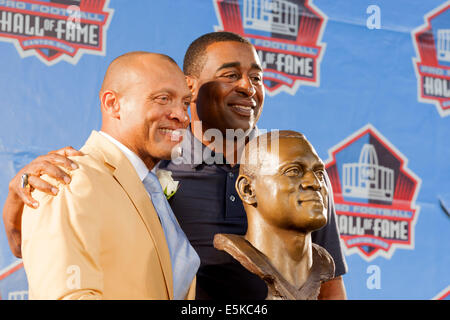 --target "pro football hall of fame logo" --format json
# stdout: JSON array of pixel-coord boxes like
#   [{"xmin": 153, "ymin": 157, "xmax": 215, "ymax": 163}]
[
  {"xmin": 412, "ymin": 1, "xmax": 450, "ymax": 117},
  {"xmin": 325, "ymin": 125, "xmax": 421, "ymax": 261},
  {"xmin": 0, "ymin": 0, "xmax": 114, "ymax": 65},
  {"xmin": 213, "ymin": 0, "xmax": 327, "ymax": 96}
]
